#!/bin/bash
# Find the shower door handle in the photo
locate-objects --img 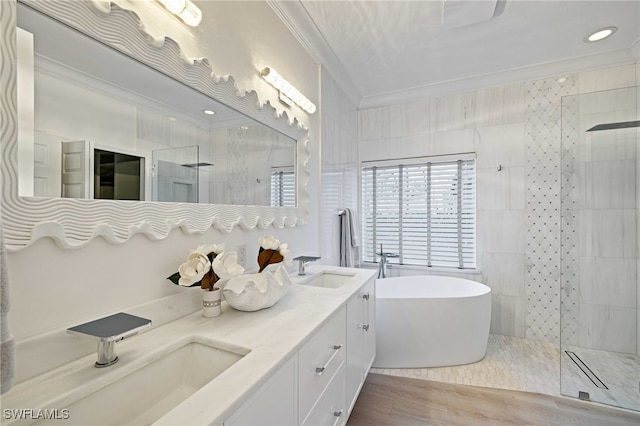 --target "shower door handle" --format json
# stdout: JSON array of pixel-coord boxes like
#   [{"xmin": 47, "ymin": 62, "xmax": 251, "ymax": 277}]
[{"xmin": 358, "ymin": 323, "xmax": 370, "ymax": 332}]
